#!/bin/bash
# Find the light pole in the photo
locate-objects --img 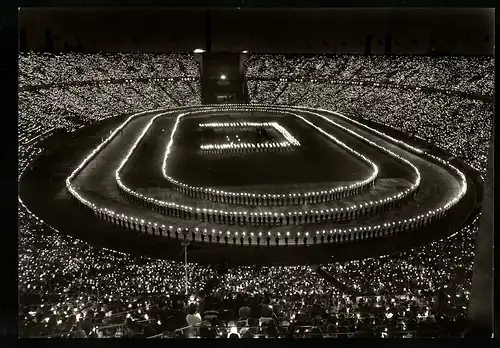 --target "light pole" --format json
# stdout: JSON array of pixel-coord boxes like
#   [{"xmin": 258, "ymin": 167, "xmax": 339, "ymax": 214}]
[{"xmin": 181, "ymin": 241, "xmax": 190, "ymax": 295}]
